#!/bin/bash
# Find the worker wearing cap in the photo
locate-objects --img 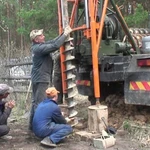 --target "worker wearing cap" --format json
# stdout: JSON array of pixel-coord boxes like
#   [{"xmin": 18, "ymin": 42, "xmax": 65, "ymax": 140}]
[
  {"xmin": 0, "ymin": 84, "xmax": 15, "ymax": 138},
  {"xmin": 29, "ymin": 26, "xmax": 72, "ymax": 130},
  {"xmin": 32, "ymin": 87, "xmax": 73, "ymax": 147}
]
